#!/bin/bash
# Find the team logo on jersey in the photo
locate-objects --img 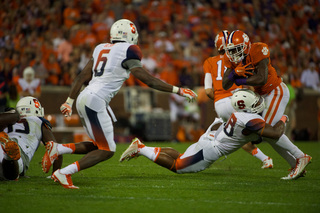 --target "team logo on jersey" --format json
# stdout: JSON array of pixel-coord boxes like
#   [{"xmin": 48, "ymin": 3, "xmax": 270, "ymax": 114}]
[{"xmin": 262, "ymin": 47, "xmax": 269, "ymax": 55}]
